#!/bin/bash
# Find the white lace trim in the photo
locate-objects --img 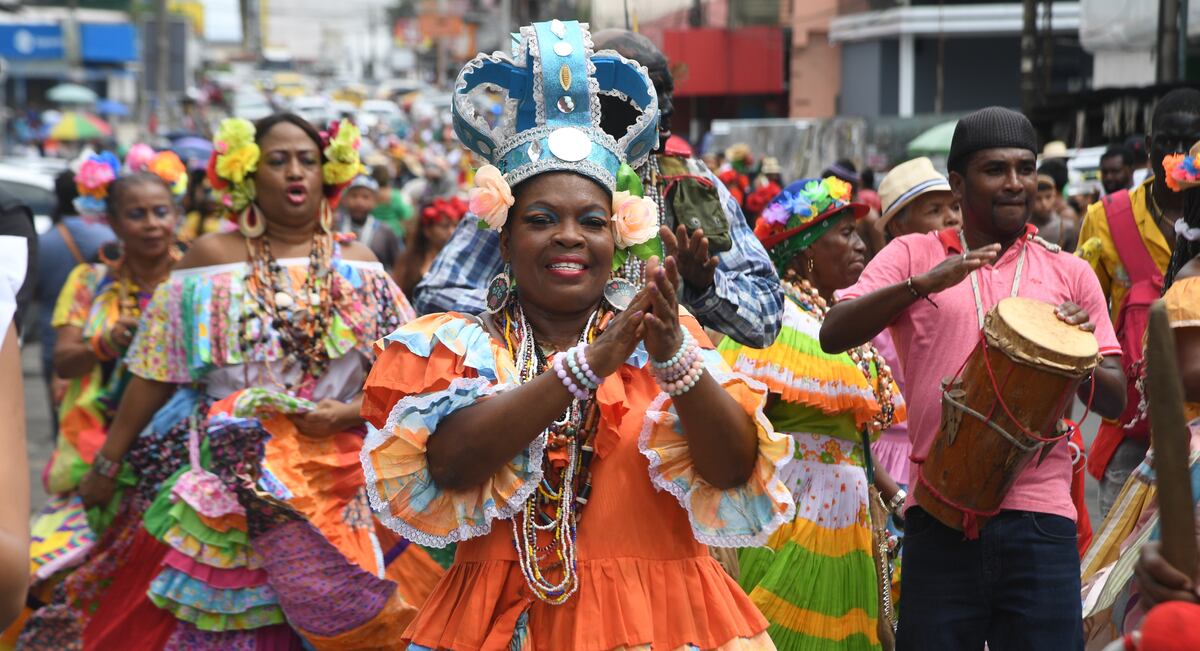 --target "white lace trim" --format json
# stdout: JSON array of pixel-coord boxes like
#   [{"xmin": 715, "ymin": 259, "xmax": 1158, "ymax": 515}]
[
  {"xmin": 637, "ymin": 370, "xmax": 796, "ymax": 548},
  {"xmin": 360, "ymin": 376, "xmax": 544, "ymax": 549}
]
